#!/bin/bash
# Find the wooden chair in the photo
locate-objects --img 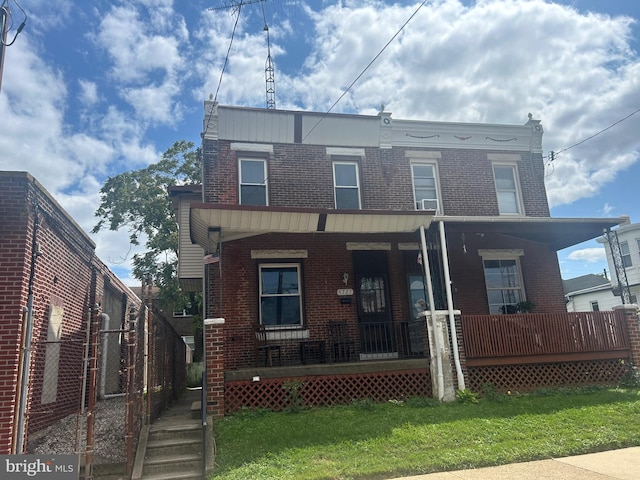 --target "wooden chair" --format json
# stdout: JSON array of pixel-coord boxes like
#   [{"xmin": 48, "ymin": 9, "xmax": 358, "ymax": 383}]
[
  {"xmin": 255, "ymin": 326, "xmax": 282, "ymax": 367},
  {"xmin": 328, "ymin": 321, "xmax": 356, "ymax": 362}
]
